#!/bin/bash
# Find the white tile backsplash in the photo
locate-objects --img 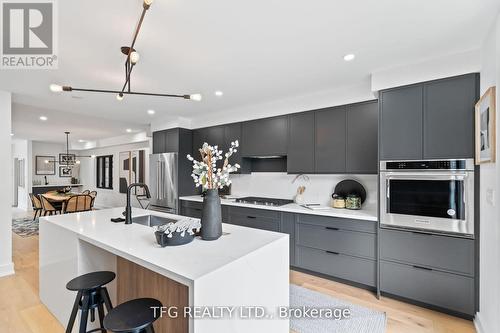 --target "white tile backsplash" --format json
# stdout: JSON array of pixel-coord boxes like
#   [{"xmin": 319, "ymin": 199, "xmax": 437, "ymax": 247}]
[{"xmin": 229, "ymin": 172, "xmax": 378, "ymax": 206}]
